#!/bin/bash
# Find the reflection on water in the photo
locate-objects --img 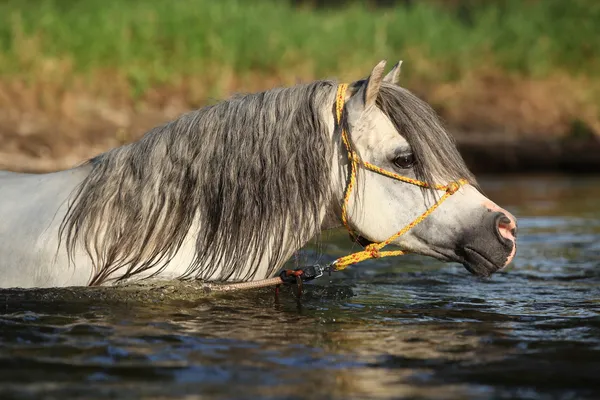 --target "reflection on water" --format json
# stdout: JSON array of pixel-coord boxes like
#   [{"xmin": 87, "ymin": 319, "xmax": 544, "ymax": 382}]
[{"xmin": 1, "ymin": 175, "xmax": 600, "ymax": 399}]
